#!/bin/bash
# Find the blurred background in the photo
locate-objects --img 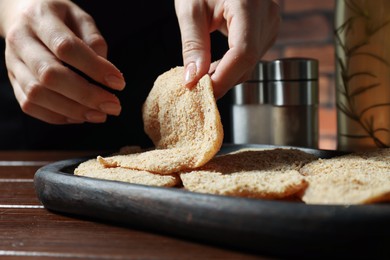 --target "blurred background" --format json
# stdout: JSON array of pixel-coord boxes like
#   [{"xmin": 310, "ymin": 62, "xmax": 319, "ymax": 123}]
[{"xmin": 263, "ymin": 0, "xmax": 336, "ymax": 150}]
